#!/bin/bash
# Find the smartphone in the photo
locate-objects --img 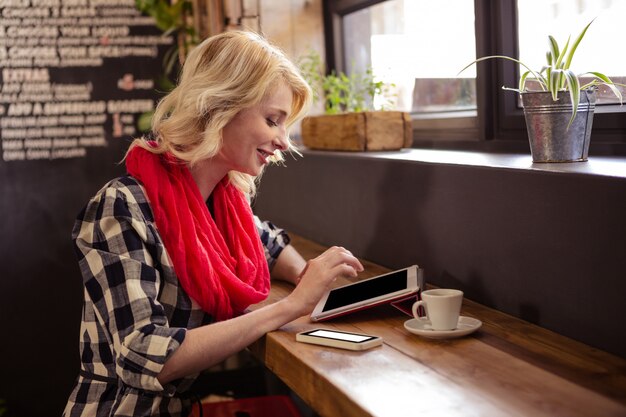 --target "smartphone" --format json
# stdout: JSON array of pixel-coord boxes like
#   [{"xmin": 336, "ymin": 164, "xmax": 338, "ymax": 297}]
[{"xmin": 296, "ymin": 328, "xmax": 383, "ymax": 351}]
